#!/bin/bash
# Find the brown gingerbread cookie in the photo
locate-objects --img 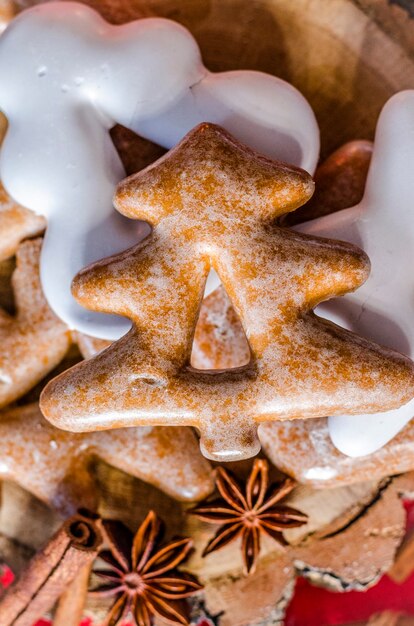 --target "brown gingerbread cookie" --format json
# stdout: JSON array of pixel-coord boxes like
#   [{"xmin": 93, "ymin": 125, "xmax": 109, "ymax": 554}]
[
  {"xmin": 0, "ymin": 402, "xmax": 214, "ymax": 516},
  {"xmin": 0, "ymin": 183, "xmax": 45, "ymax": 262},
  {"xmin": 0, "ymin": 238, "xmax": 71, "ymax": 408},
  {"xmin": 260, "ymin": 417, "xmax": 414, "ymax": 488},
  {"xmin": 40, "ymin": 124, "xmax": 414, "ymax": 461},
  {"xmin": 283, "ymin": 140, "xmax": 373, "ymax": 226}
]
